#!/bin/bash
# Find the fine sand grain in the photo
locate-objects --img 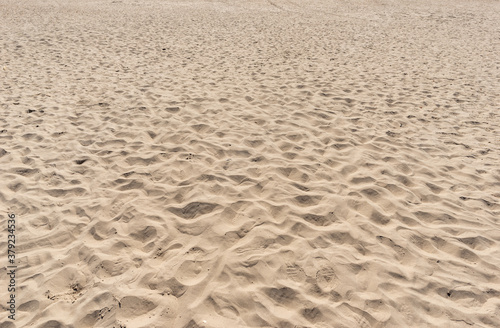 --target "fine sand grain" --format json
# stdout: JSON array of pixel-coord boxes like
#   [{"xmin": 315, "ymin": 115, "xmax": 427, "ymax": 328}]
[{"xmin": 1, "ymin": 0, "xmax": 499, "ymax": 327}]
